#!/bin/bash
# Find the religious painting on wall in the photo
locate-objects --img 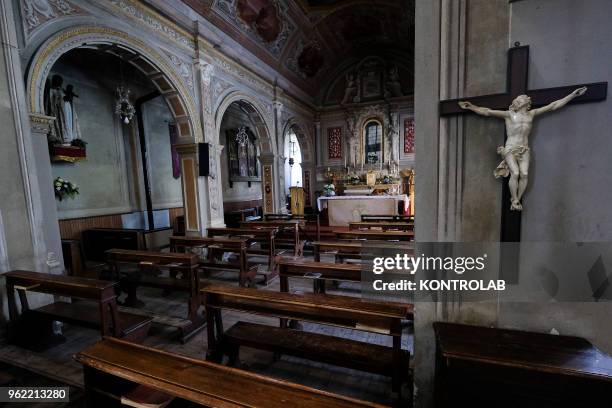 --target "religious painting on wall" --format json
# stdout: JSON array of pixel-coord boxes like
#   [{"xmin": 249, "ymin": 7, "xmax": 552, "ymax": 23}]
[
  {"xmin": 327, "ymin": 127, "xmax": 342, "ymax": 159},
  {"xmin": 404, "ymin": 118, "xmax": 415, "ymax": 154},
  {"xmin": 226, "ymin": 127, "xmax": 261, "ymax": 183},
  {"xmin": 168, "ymin": 123, "xmax": 181, "ymax": 179}
]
